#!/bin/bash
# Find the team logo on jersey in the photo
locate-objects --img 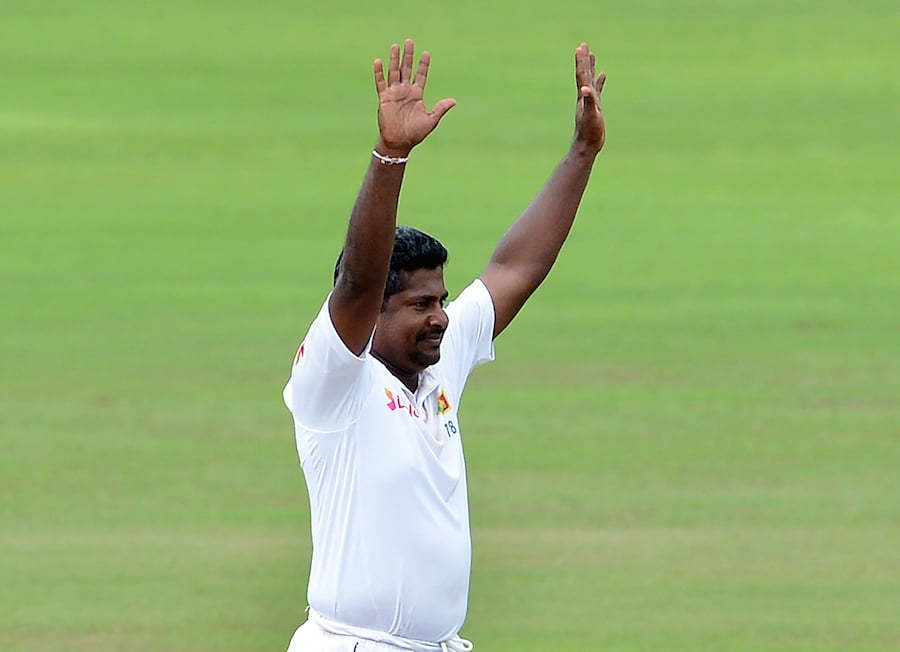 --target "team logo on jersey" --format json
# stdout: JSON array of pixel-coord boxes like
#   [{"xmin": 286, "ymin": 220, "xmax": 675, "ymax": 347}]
[
  {"xmin": 437, "ymin": 390, "xmax": 451, "ymax": 415},
  {"xmin": 294, "ymin": 343, "xmax": 305, "ymax": 365}
]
